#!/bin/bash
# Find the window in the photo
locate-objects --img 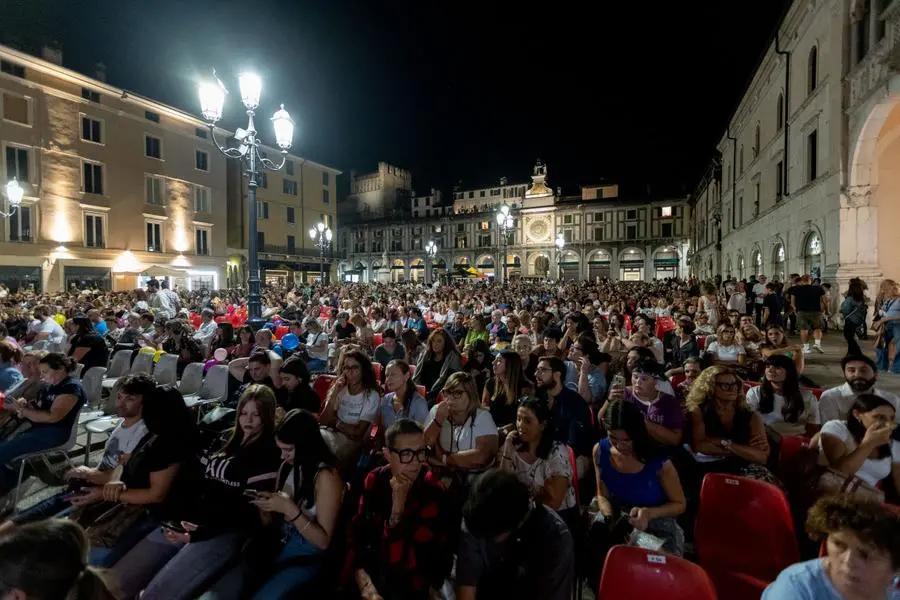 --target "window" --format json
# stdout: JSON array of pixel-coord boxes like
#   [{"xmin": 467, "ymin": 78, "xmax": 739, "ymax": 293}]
[
  {"xmin": 194, "ymin": 185, "xmax": 210, "ymax": 213},
  {"xmin": 258, "ymin": 173, "xmax": 267, "ymax": 189},
  {"xmin": 195, "ymin": 228, "xmax": 210, "ymax": 256},
  {"xmin": 468, "ymin": 191, "xmax": 474, "ymax": 199},
  {"xmin": 146, "ymin": 221, "xmax": 162, "ymax": 252},
  {"xmin": 84, "ymin": 214, "xmax": 105, "ymax": 248},
  {"xmin": 808, "ymin": 46, "xmax": 818, "ymax": 94},
  {"xmin": 145, "ymin": 135, "xmax": 162, "ymax": 159},
  {"xmin": 283, "ymin": 179, "xmax": 298, "ymax": 195},
  {"xmin": 0, "ymin": 60, "xmax": 25, "ymax": 78},
  {"xmin": 457, "ymin": 223, "xmax": 465, "ymax": 232},
  {"xmin": 8, "ymin": 205, "xmax": 31, "ymax": 242},
  {"xmin": 736, "ymin": 196, "xmax": 743, "ymax": 227},
  {"xmin": 81, "ymin": 116, "xmax": 102, "ymax": 143},
  {"xmin": 2, "ymin": 93, "xmax": 30, "ymax": 125},
  {"xmin": 256, "ymin": 231, "xmax": 264, "ymax": 248},
  {"xmin": 391, "ymin": 239, "xmax": 403, "ymax": 251},
  {"xmin": 594, "ymin": 212, "xmax": 604, "ymax": 222},
  {"xmin": 563, "ymin": 229, "xmax": 574, "ymax": 243},
  {"xmin": 480, "ymin": 221, "xmax": 490, "ymax": 231},
  {"xmin": 478, "ymin": 234, "xmax": 491, "ymax": 247},
  {"xmin": 755, "ymin": 180, "xmax": 761, "ymax": 215},
  {"xmin": 257, "ymin": 201, "xmax": 269, "ymax": 220},
  {"xmin": 195, "ymin": 127, "xmax": 208, "ymax": 139},
  {"xmin": 145, "ymin": 176, "xmax": 165, "ymax": 205},
  {"xmin": 662, "ymin": 222, "xmax": 673, "ymax": 237},
  {"xmin": 753, "ymin": 124, "xmax": 760, "ymax": 159},
  {"xmin": 626, "ymin": 225, "xmax": 637, "ymax": 240},
  {"xmin": 807, "ymin": 129, "xmax": 818, "ymax": 182},
  {"xmin": 5, "ymin": 146, "xmax": 28, "ymax": 182},
  {"xmin": 455, "ymin": 236, "xmax": 467, "ymax": 249},
  {"xmin": 479, "ymin": 190, "xmax": 486, "ymax": 197},
  {"xmin": 626, "ymin": 209, "xmax": 637, "ymax": 220},
  {"xmin": 286, "ymin": 206, "xmax": 295, "ymax": 223},
  {"xmin": 491, "ymin": 188, "xmax": 501, "ymax": 196},
  {"xmin": 776, "ymin": 161, "xmax": 784, "ymax": 199},
  {"xmin": 594, "ymin": 227, "xmax": 604, "ymax": 241},
  {"xmin": 285, "ymin": 160, "xmax": 294, "ymax": 176},
  {"xmin": 144, "ymin": 110, "xmax": 160, "ymax": 123},
  {"xmin": 323, "ymin": 189, "xmax": 330, "ymax": 204},
  {"xmin": 195, "ymin": 150, "xmax": 209, "ymax": 171},
  {"xmin": 322, "ymin": 171, "xmax": 329, "ymax": 185},
  {"xmin": 776, "ymin": 93, "xmax": 784, "ymax": 130},
  {"xmin": 287, "ymin": 235, "xmax": 295, "ymax": 254},
  {"xmin": 661, "ymin": 206, "xmax": 672, "ymax": 217},
  {"xmin": 563, "ymin": 215, "xmax": 573, "ymax": 224},
  {"xmin": 81, "ymin": 88, "xmax": 100, "ymax": 103},
  {"xmin": 327, "ymin": 214, "xmax": 334, "ymax": 229},
  {"xmin": 83, "ymin": 162, "xmax": 103, "ymax": 194}
]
